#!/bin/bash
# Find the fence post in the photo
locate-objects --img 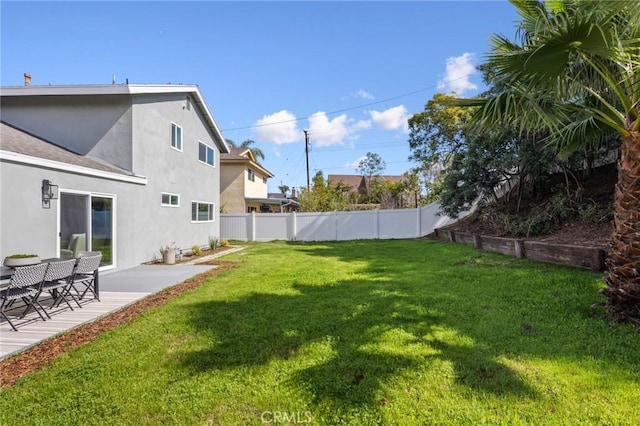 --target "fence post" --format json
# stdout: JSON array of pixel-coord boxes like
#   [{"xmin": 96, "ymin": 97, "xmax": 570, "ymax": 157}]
[
  {"xmin": 417, "ymin": 207, "xmax": 422, "ymax": 238},
  {"xmin": 514, "ymin": 239, "xmax": 525, "ymax": 258},
  {"xmin": 291, "ymin": 211, "xmax": 297, "ymax": 241},
  {"xmin": 249, "ymin": 212, "xmax": 256, "ymax": 242},
  {"xmin": 376, "ymin": 209, "xmax": 380, "ymax": 239},
  {"xmin": 473, "ymin": 234, "xmax": 482, "ymax": 250},
  {"xmin": 334, "ymin": 211, "xmax": 339, "ymax": 241}
]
